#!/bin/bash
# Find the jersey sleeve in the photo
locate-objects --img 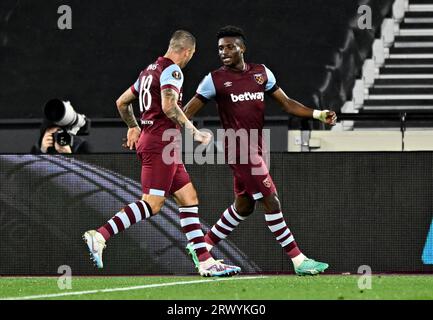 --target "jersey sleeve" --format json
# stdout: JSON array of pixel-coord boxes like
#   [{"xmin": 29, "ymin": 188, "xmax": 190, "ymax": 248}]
[
  {"xmin": 160, "ymin": 64, "xmax": 184, "ymax": 94},
  {"xmin": 195, "ymin": 73, "xmax": 216, "ymax": 102},
  {"xmin": 130, "ymin": 73, "xmax": 141, "ymax": 96},
  {"xmin": 263, "ymin": 65, "xmax": 279, "ymax": 93}
]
